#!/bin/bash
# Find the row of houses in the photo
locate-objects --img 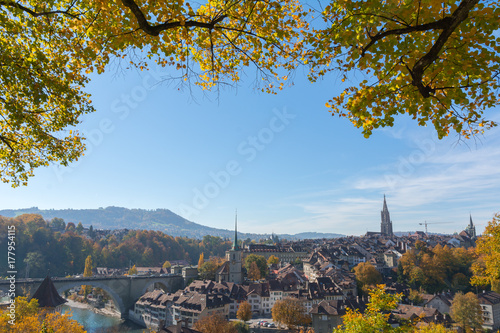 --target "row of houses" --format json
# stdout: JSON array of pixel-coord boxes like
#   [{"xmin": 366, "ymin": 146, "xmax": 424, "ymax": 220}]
[
  {"xmin": 133, "ymin": 276, "xmax": 500, "ymax": 332},
  {"xmin": 130, "ymin": 264, "xmax": 357, "ymax": 330}
]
